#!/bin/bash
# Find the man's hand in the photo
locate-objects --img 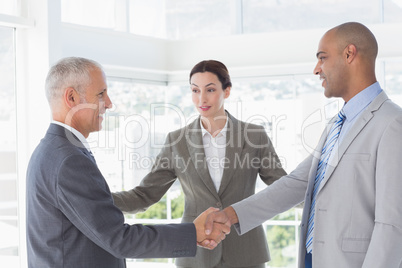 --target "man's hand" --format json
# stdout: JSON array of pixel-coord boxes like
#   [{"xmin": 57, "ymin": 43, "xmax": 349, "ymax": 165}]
[
  {"xmin": 193, "ymin": 207, "xmax": 231, "ymax": 250},
  {"xmin": 204, "ymin": 206, "xmax": 238, "ymax": 236}
]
